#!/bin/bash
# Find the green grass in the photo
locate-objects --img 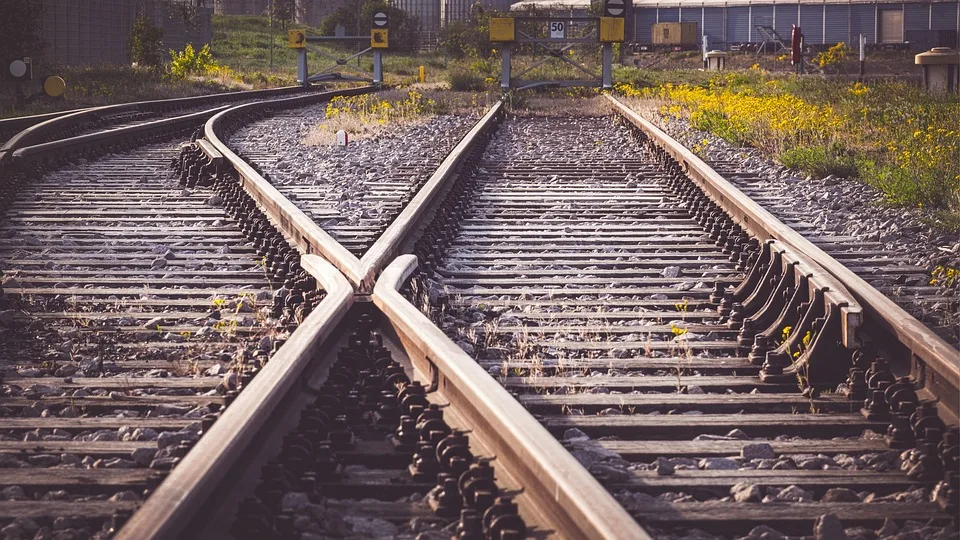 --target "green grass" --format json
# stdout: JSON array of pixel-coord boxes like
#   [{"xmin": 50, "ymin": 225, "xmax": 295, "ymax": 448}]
[
  {"xmin": 0, "ymin": 15, "xmax": 456, "ymax": 118},
  {"xmin": 210, "ymin": 15, "xmax": 315, "ymax": 85},
  {"xmin": 210, "ymin": 14, "xmax": 451, "ymax": 87},
  {"xmin": 778, "ymin": 144, "xmax": 858, "ymax": 179},
  {"xmin": 0, "ymin": 65, "xmax": 235, "ymax": 119},
  {"xmin": 619, "ymin": 69, "xmax": 960, "ymax": 231}
]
